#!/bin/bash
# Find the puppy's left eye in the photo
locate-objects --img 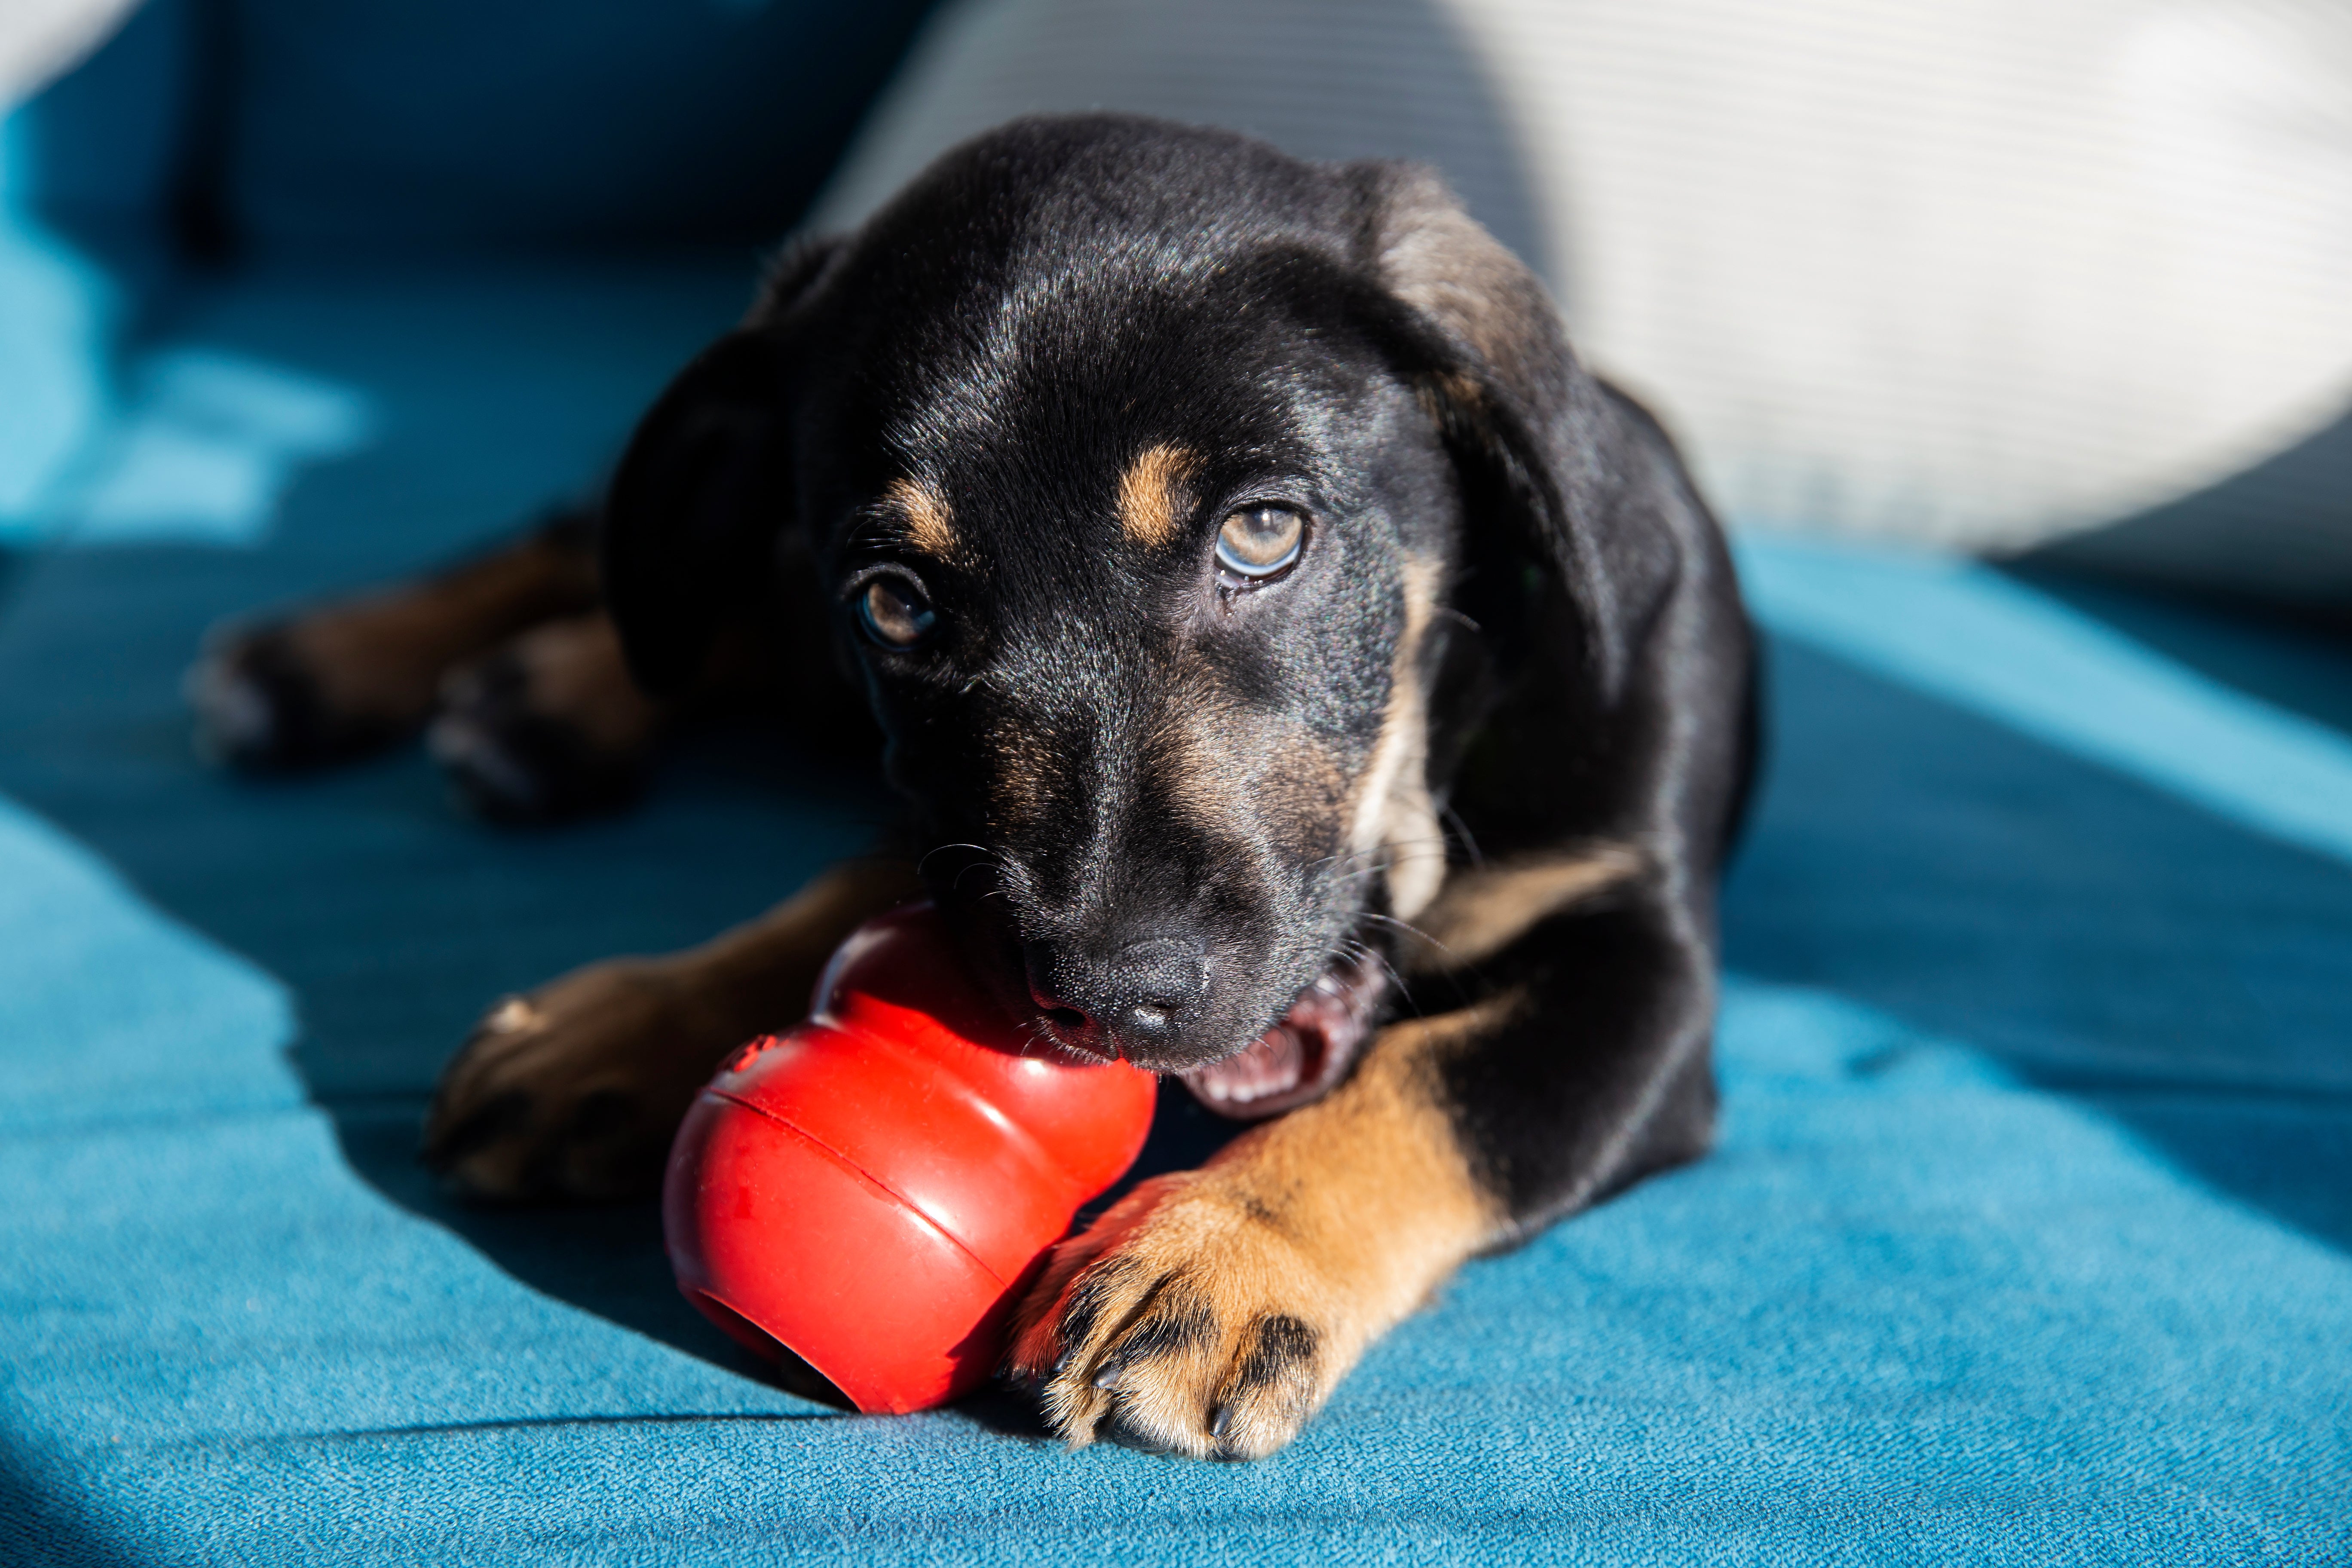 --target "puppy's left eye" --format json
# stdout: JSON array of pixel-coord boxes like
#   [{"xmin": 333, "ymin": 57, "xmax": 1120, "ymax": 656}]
[
  {"xmin": 1215, "ymin": 505, "xmax": 1306, "ymax": 579},
  {"xmin": 857, "ymin": 573, "xmax": 937, "ymax": 649}
]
